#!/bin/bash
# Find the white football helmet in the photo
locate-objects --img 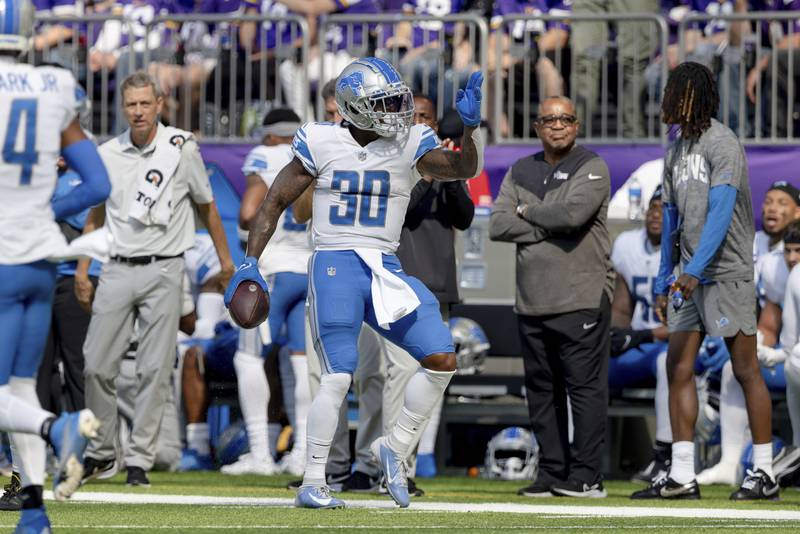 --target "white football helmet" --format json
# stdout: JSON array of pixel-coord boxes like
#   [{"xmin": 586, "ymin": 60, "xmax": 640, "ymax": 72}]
[
  {"xmin": 483, "ymin": 427, "xmax": 539, "ymax": 481},
  {"xmin": 0, "ymin": 0, "xmax": 34, "ymax": 53},
  {"xmin": 449, "ymin": 317, "xmax": 490, "ymax": 375},
  {"xmin": 334, "ymin": 57, "xmax": 414, "ymax": 137}
]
